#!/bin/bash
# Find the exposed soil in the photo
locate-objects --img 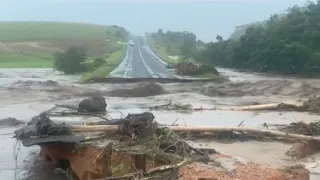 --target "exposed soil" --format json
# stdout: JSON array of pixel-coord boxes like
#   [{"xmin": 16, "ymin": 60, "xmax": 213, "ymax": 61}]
[{"xmin": 178, "ymin": 162, "xmax": 309, "ymax": 180}]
